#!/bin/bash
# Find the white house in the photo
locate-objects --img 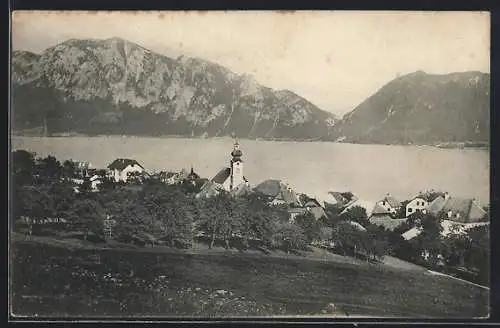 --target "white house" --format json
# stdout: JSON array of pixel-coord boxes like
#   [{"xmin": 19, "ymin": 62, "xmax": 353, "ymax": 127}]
[
  {"xmin": 375, "ymin": 193, "xmax": 401, "ymax": 215},
  {"xmin": 405, "ymin": 197, "xmax": 429, "ymax": 217},
  {"xmin": 107, "ymin": 158, "xmax": 145, "ymax": 182}
]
